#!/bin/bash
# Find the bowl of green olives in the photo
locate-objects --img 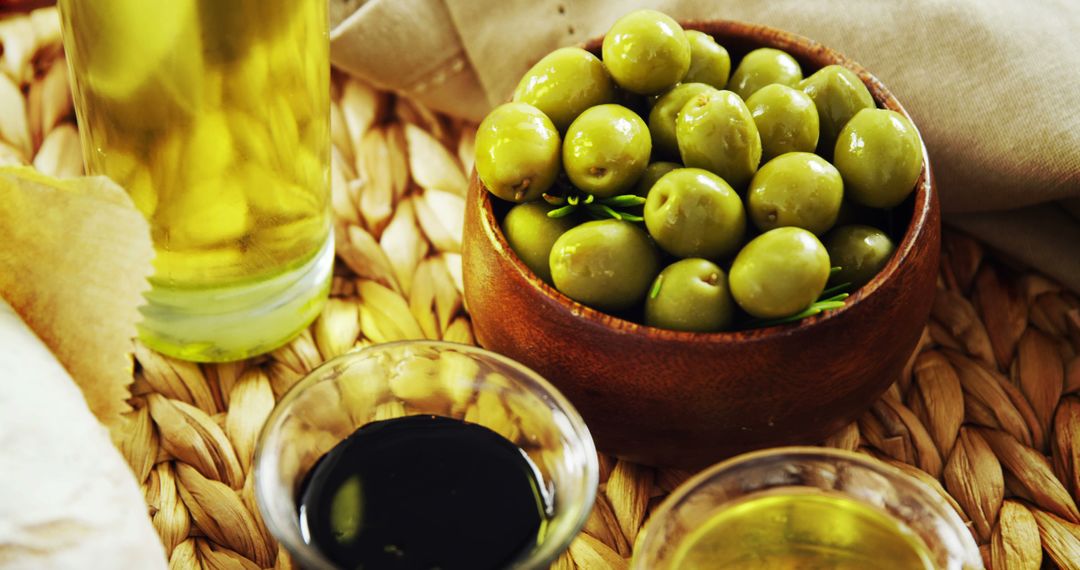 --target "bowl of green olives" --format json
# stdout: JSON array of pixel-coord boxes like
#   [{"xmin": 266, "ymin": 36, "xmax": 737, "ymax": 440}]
[{"xmin": 462, "ymin": 10, "xmax": 939, "ymax": 468}]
